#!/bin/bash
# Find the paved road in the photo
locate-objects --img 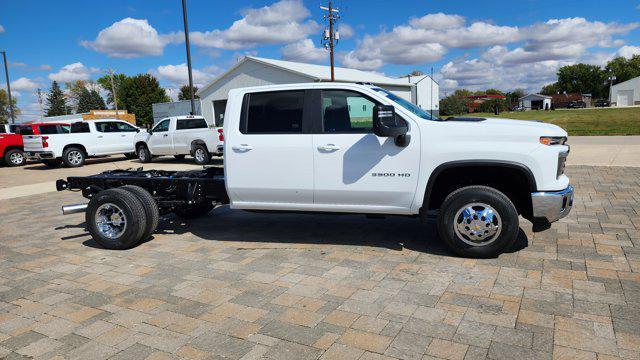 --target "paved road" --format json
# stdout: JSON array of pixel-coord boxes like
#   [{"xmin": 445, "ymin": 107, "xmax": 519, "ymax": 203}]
[
  {"xmin": 567, "ymin": 136, "xmax": 640, "ymax": 167},
  {"xmin": 0, "ymin": 165, "xmax": 638, "ymax": 359}
]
